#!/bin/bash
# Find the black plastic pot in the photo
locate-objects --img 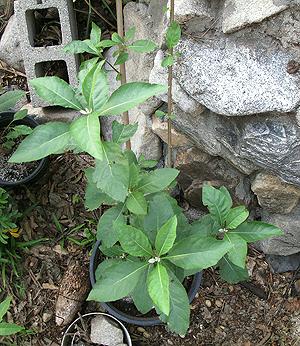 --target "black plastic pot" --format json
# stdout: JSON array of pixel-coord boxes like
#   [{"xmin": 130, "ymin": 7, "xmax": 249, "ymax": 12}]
[
  {"xmin": 0, "ymin": 112, "xmax": 49, "ymax": 188},
  {"xmin": 90, "ymin": 239, "xmax": 203, "ymax": 327}
]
